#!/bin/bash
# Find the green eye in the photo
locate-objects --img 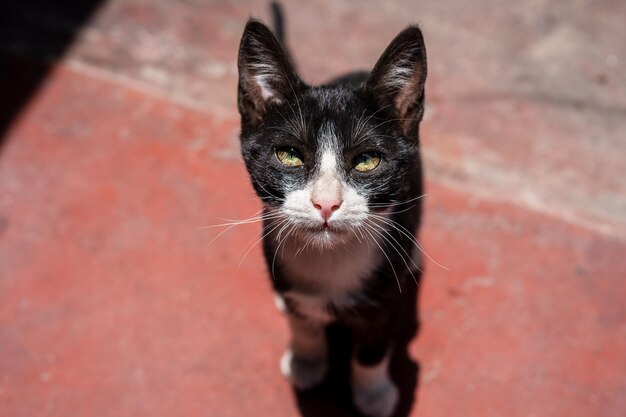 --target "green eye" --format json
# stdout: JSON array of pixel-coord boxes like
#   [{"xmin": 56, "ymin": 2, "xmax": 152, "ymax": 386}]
[
  {"xmin": 354, "ymin": 152, "xmax": 381, "ymax": 172},
  {"xmin": 276, "ymin": 147, "xmax": 304, "ymax": 167}
]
